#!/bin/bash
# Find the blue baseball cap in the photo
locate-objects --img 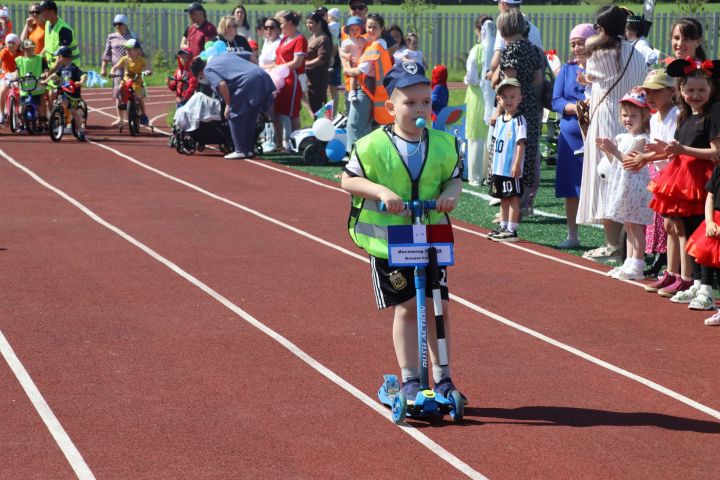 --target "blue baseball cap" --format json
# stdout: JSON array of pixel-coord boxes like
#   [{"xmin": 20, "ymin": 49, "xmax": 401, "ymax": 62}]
[
  {"xmin": 383, "ymin": 61, "xmax": 430, "ymax": 96},
  {"xmin": 344, "ymin": 16, "xmax": 364, "ymax": 34}
]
